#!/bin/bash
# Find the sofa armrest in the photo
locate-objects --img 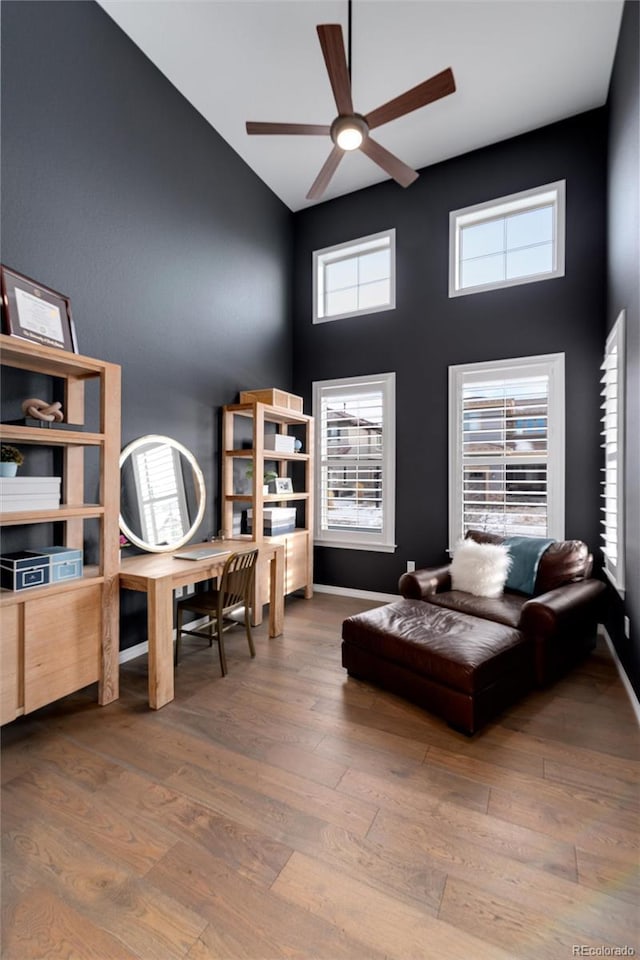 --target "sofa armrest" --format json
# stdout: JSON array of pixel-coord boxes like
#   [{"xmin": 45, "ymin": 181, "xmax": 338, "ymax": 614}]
[
  {"xmin": 398, "ymin": 565, "xmax": 452, "ymax": 600},
  {"xmin": 520, "ymin": 579, "xmax": 606, "ymax": 635},
  {"xmin": 520, "ymin": 579, "xmax": 606, "ymax": 685}
]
